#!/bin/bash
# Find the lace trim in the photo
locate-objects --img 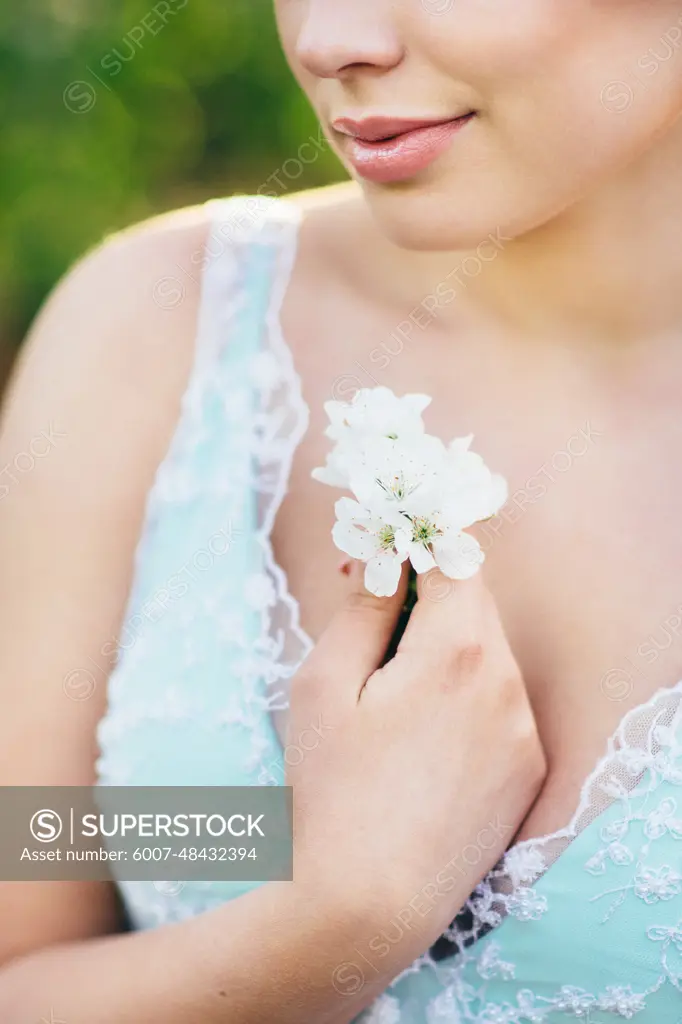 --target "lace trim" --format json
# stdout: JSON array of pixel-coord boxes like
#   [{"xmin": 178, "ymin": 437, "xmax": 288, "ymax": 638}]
[
  {"xmin": 446, "ymin": 681, "xmax": 682, "ymax": 950},
  {"xmin": 95, "ymin": 194, "xmax": 313, "ymax": 779},
  {"xmin": 506, "ymin": 680, "xmax": 682, "ymax": 861},
  {"xmin": 252, "ymin": 198, "xmax": 314, "ymax": 736},
  {"xmin": 199, "ymin": 193, "xmax": 316, "ymax": 758}
]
